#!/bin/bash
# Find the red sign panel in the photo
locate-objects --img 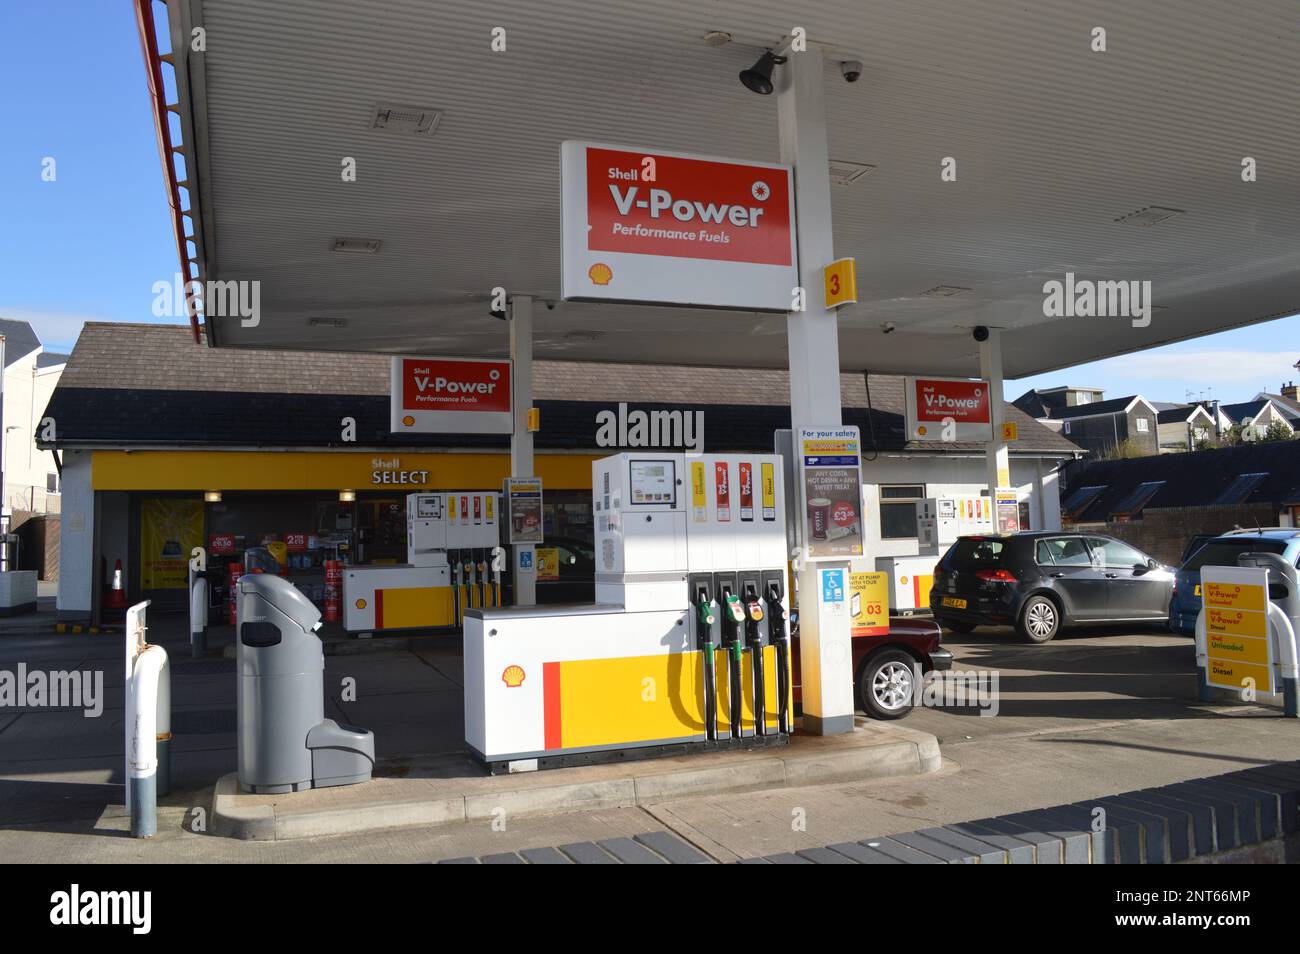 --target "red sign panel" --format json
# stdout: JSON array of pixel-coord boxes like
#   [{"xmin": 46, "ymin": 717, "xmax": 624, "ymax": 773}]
[
  {"xmin": 208, "ymin": 534, "xmax": 235, "ymax": 555},
  {"xmin": 584, "ymin": 147, "xmax": 793, "ymax": 267},
  {"xmin": 738, "ymin": 462, "xmax": 754, "ymax": 522},
  {"xmin": 399, "ymin": 358, "xmax": 510, "ymax": 414},
  {"xmin": 714, "ymin": 462, "xmax": 731, "ymax": 522},
  {"xmin": 912, "ymin": 378, "xmax": 991, "ymax": 424},
  {"xmin": 285, "ymin": 532, "xmax": 308, "ymax": 553}
]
